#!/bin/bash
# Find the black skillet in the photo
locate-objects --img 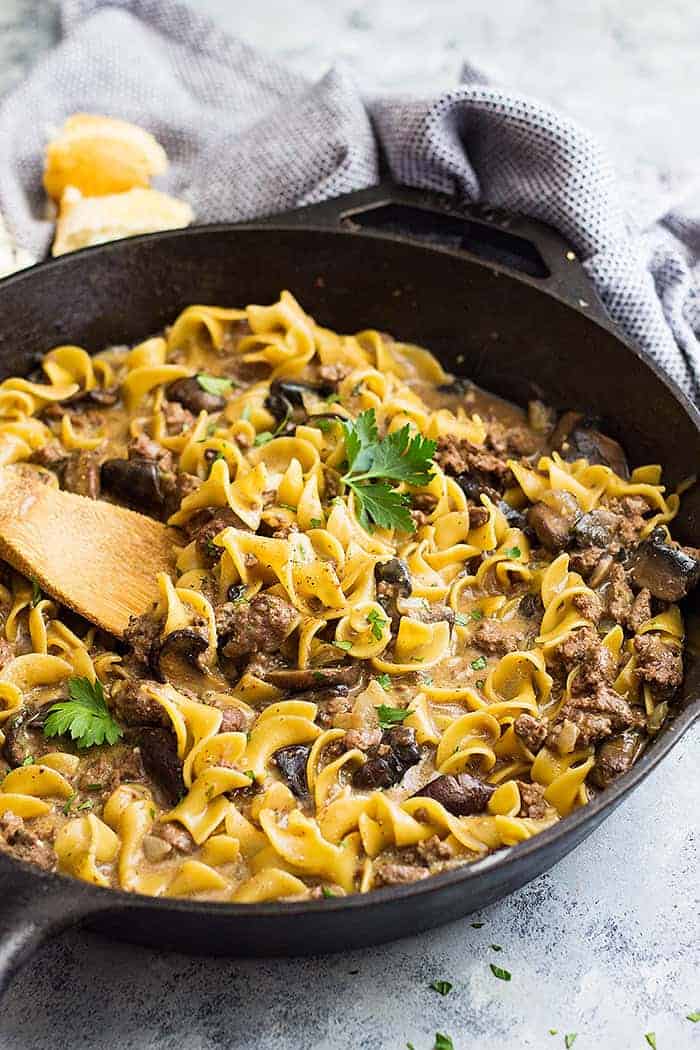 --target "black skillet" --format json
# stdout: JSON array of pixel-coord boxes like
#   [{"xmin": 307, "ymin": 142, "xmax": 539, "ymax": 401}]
[{"xmin": 0, "ymin": 183, "xmax": 698, "ymax": 992}]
